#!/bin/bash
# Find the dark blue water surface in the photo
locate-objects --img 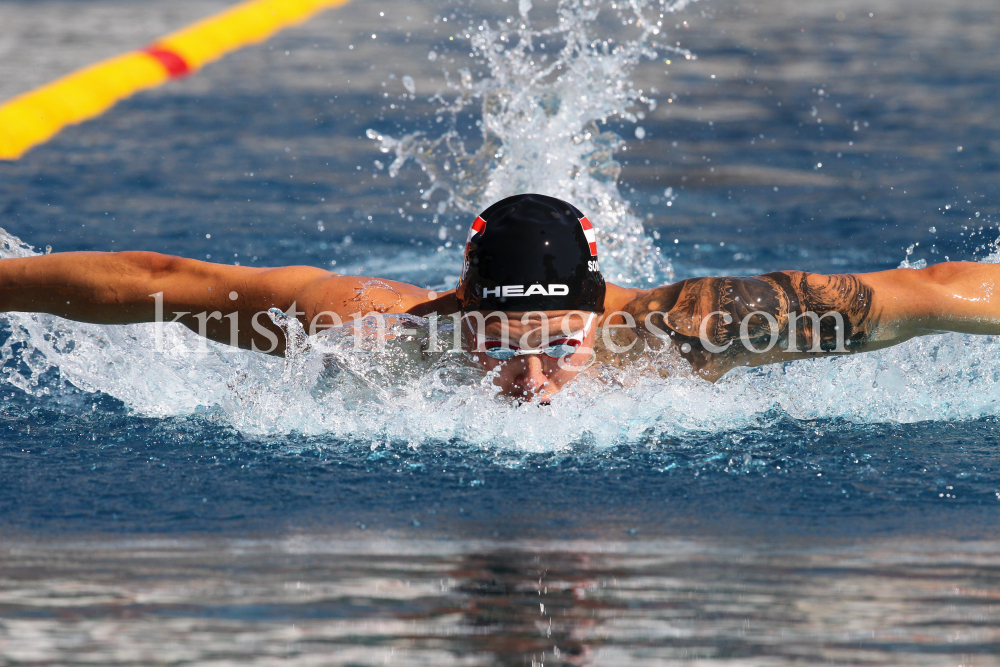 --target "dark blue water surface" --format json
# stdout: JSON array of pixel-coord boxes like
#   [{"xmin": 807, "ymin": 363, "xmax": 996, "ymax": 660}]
[
  {"xmin": 3, "ymin": 391, "xmax": 1000, "ymax": 540},
  {"xmin": 2, "ymin": 0, "xmax": 1000, "ymax": 663}
]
